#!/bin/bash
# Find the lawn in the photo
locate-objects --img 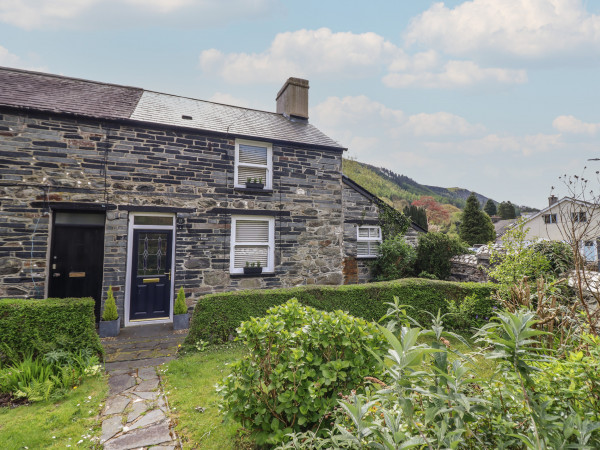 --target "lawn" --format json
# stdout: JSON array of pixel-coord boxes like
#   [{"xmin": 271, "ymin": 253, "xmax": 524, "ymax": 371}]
[
  {"xmin": 0, "ymin": 375, "xmax": 107, "ymax": 449},
  {"xmin": 160, "ymin": 343, "xmax": 252, "ymax": 449}
]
